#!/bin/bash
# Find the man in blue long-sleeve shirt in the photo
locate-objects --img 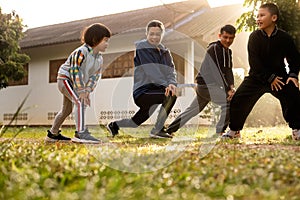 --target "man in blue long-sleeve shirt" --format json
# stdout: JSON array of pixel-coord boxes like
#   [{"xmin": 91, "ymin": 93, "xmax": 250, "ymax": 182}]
[{"xmin": 107, "ymin": 20, "xmax": 177, "ymax": 139}]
